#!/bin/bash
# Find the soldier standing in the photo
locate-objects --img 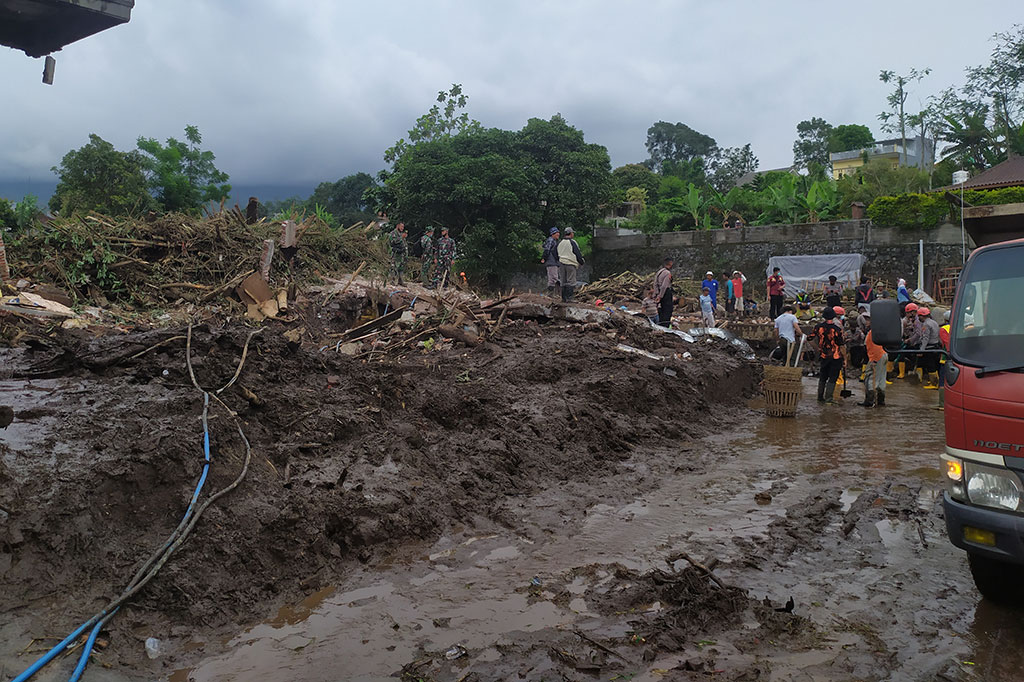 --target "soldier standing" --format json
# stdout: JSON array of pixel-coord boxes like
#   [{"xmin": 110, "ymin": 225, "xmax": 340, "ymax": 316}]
[
  {"xmin": 388, "ymin": 221, "xmax": 408, "ymax": 285},
  {"xmin": 432, "ymin": 226, "xmax": 456, "ymax": 289},
  {"xmin": 420, "ymin": 226, "xmax": 436, "ymax": 284}
]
